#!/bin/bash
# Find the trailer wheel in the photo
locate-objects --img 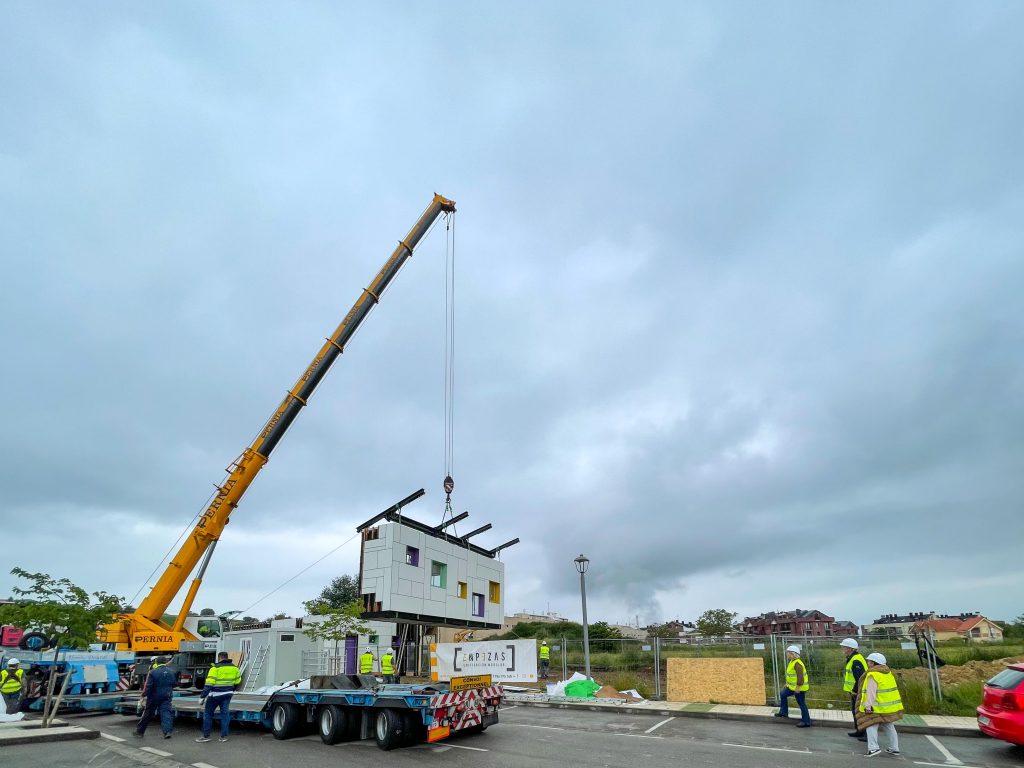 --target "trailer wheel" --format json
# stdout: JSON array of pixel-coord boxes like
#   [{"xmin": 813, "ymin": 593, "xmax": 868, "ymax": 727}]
[
  {"xmin": 319, "ymin": 704, "xmax": 351, "ymax": 745},
  {"xmin": 271, "ymin": 702, "xmax": 301, "ymax": 740},
  {"xmin": 402, "ymin": 712, "xmax": 426, "ymax": 746},
  {"xmin": 374, "ymin": 708, "xmax": 405, "ymax": 751}
]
